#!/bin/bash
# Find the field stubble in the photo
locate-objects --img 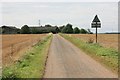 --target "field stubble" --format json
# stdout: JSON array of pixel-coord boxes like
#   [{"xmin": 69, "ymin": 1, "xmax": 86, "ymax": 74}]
[
  {"xmin": 70, "ymin": 34, "xmax": 119, "ymax": 50},
  {"xmin": 2, "ymin": 34, "xmax": 47, "ymax": 66}
]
